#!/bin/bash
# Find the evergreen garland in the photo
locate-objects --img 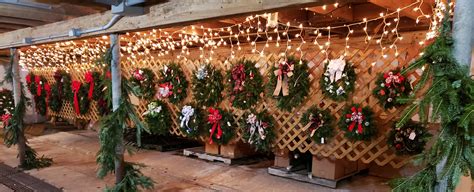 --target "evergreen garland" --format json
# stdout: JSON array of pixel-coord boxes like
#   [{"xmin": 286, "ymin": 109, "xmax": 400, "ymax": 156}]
[
  {"xmin": 192, "ymin": 64, "xmax": 224, "ymax": 107},
  {"xmin": 142, "ymin": 100, "xmax": 171, "ymax": 135},
  {"xmin": 320, "ymin": 58, "xmax": 356, "ymax": 101},
  {"xmin": 0, "ymin": 89, "xmax": 14, "ymax": 115},
  {"xmin": 339, "ymin": 104, "xmax": 376, "ymax": 141},
  {"xmin": 158, "ymin": 63, "xmax": 189, "ymax": 104},
  {"xmin": 227, "ymin": 59, "xmax": 264, "ymax": 110},
  {"xmin": 129, "ymin": 68, "xmax": 156, "ymax": 100},
  {"xmin": 206, "ymin": 107, "xmax": 236, "ymax": 145},
  {"xmin": 267, "ymin": 56, "xmax": 310, "ymax": 111},
  {"xmin": 241, "ymin": 110, "xmax": 275, "ymax": 152},
  {"xmin": 373, "ymin": 69, "xmax": 412, "ymax": 109},
  {"xmin": 387, "ymin": 120, "xmax": 431, "ymax": 156},
  {"xmin": 178, "ymin": 104, "xmax": 204, "ymax": 139},
  {"xmin": 104, "ymin": 162, "xmax": 154, "ymax": 192},
  {"xmin": 301, "ymin": 106, "xmax": 335, "ymax": 144}
]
